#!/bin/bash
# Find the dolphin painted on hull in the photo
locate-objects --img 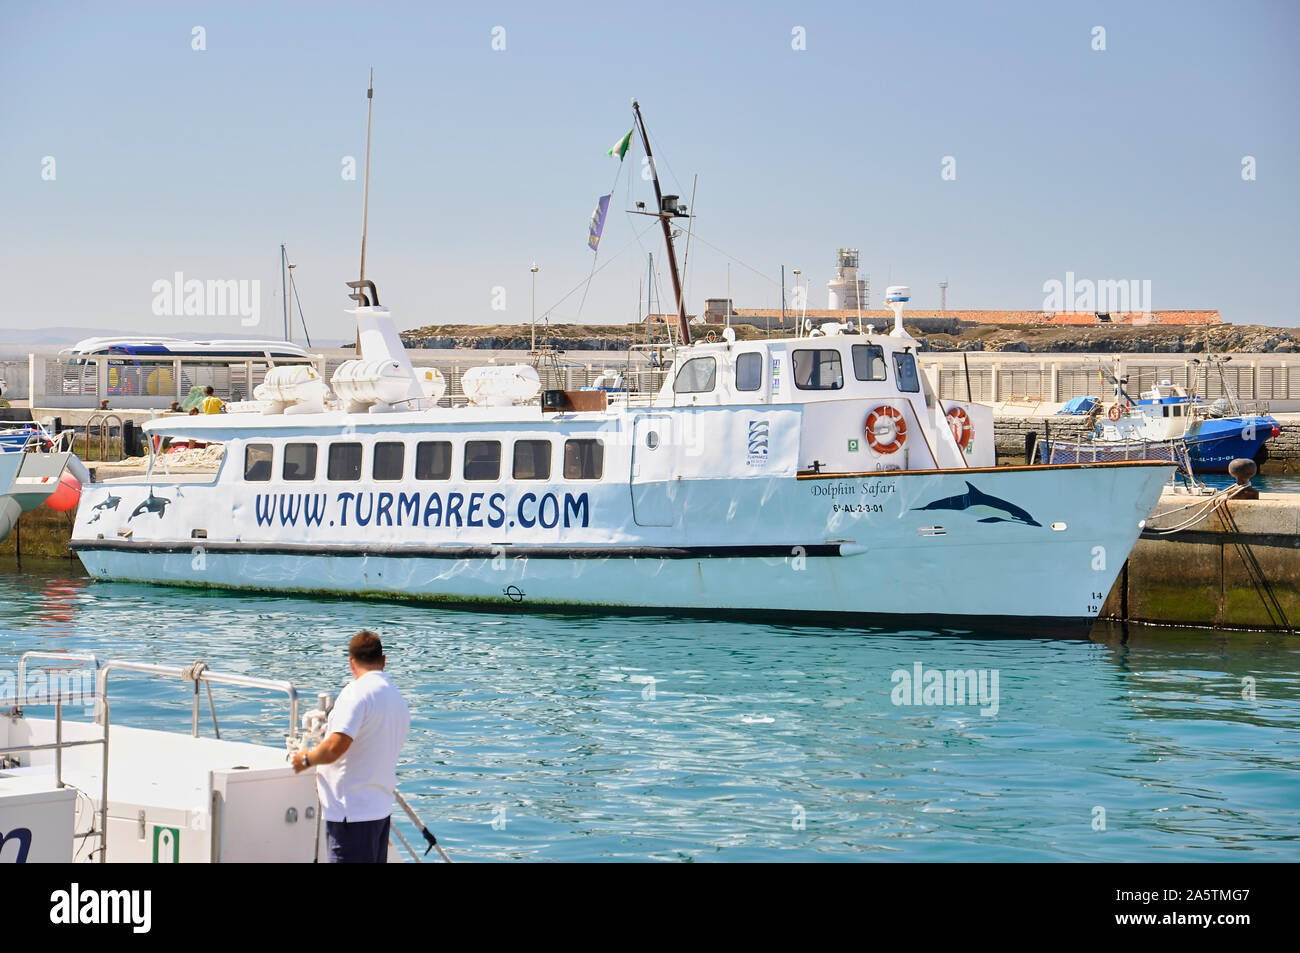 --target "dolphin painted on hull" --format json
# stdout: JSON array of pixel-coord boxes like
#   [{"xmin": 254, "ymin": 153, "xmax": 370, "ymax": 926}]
[
  {"xmin": 912, "ymin": 481, "xmax": 1042, "ymax": 527},
  {"xmin": 128, "ymin": 492, "xmax": 172, "ymax": 521},
  {"xmin": 87, "ymin": 493, "xmax": 122, "ymax": 524}
]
